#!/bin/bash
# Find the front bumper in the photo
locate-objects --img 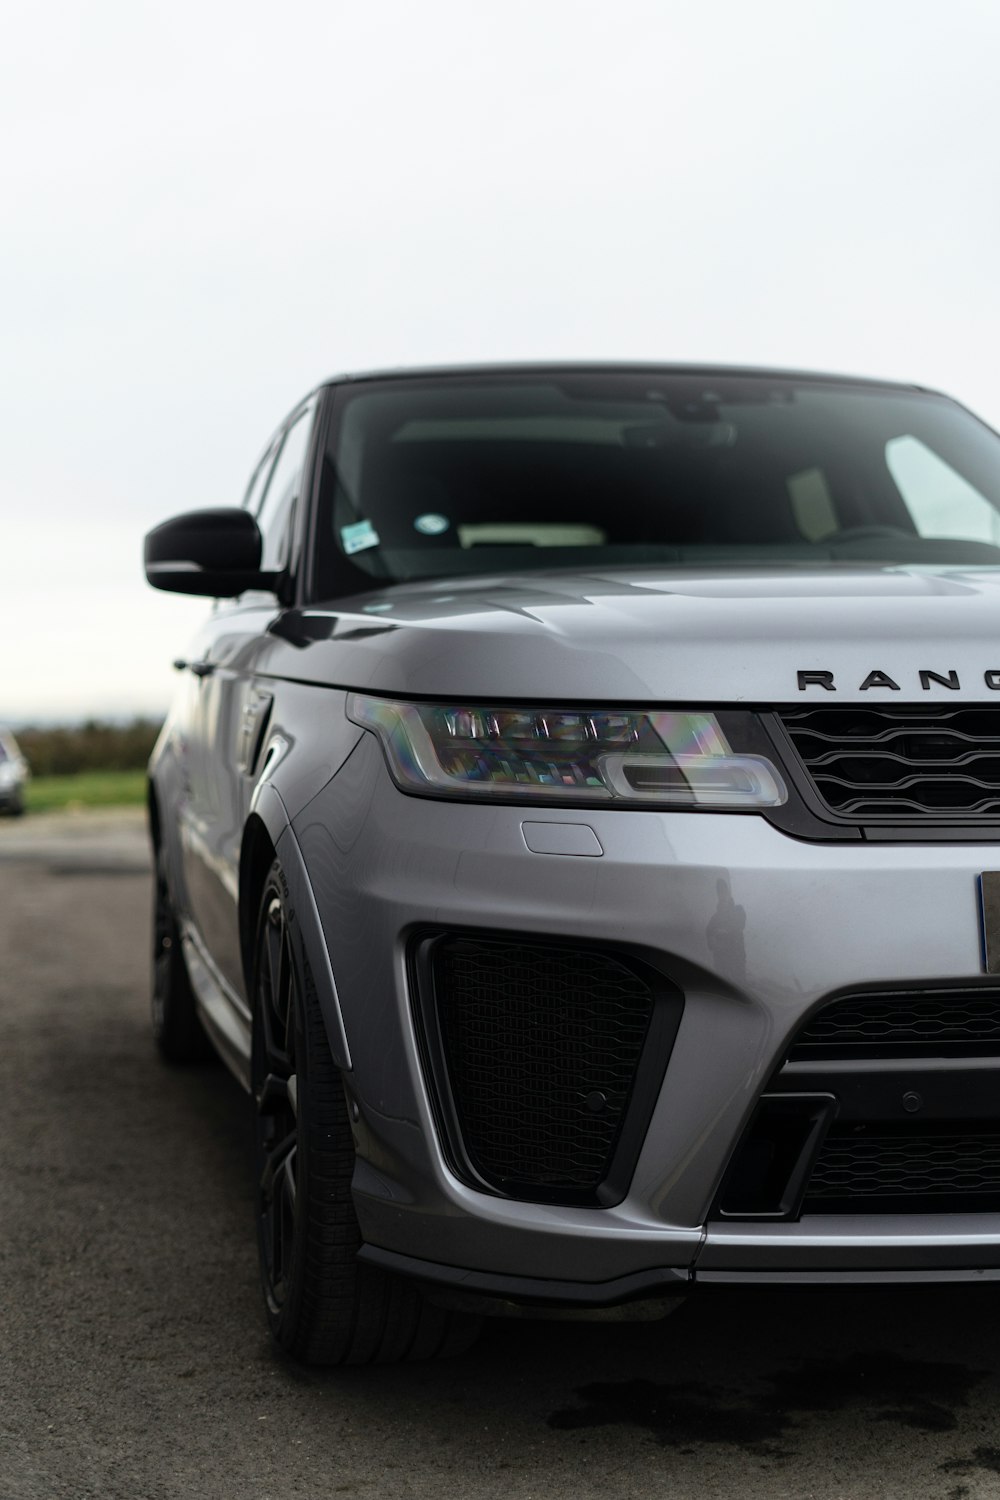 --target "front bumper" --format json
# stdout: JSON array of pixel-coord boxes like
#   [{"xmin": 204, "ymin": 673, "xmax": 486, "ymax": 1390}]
[{"xmin": 291, "ymin": 733, "xmax": 1000, "ymax": 1292}]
